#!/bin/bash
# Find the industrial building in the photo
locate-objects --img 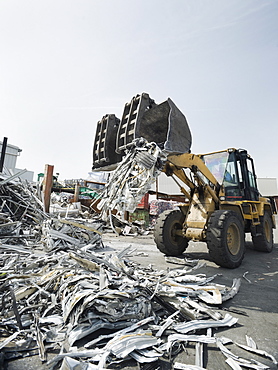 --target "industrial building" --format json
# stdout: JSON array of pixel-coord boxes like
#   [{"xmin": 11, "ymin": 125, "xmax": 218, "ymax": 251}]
[{"xmin": 0, "ymin": 138, "xmax": 34, "ymax": 181}]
